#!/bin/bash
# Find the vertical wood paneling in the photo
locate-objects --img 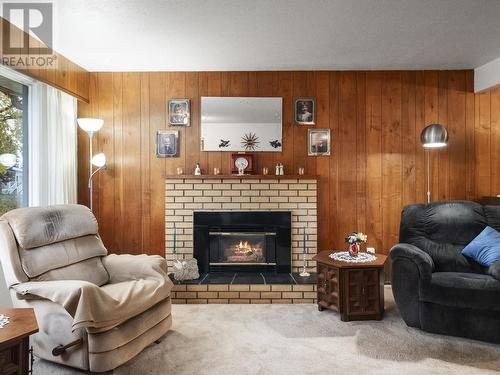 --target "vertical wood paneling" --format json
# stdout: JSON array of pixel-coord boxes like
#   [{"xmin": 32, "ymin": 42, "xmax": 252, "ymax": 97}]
[
  {"xmin": 355, "ymin": 72, "xmax": 367, "ymax": 236},
  {"xmin": 381, "ymin": 72, "xmax": 402, "ymax": 252},
  {"xmin": 365, "ymin": 72, "xmax": 383, "ymax": 251},
  {"xmin": 112, "ymin": 73, "xmax": 124, "ymax": 251},
  {"xmin": 476, "ymin": 91, "xmax": 491, "ymax": 198},
  {"xmin": 448, "ymin": 71, "xmax": 466, "ymax": 200},
  {"xmin": 140, "ymin": 73, "xmax": 151, "ymax": 253},
  {"xmin": 401, "ymin": 71, "xmax": 417, "ymax": 205},
  {"xmin": 415, "ymin": 71, "xmax": 426, "ymax": 202},
  {"xmin": 122, "ymin": 73, "xmax": 142, "ymax": 252},
  {"xmin": 315, "ymin": 71, "xmax": 330, "ymax": 250},
  {"xmin": 338, "ymin": 72, "xmax": 357, "ymax": 245},
  {"xmin": 79, "ymin": 70, "xmax": 487, "ymax": 258},
  {"xmin": 490, "ymin": 87, "xmax": 500, "ymax": 195},
  {"xmin": 149, "ymin": 72, "xmax": 166, "ymax": 253},
  {"xmin": 97, "ymin": 73, "xmax": 115, "ymax": 249},
  {"xmin": 465, "ymin": 71, "xmax": 476, "ymax": 200},
  {"xmin": 328, "ymin": 72, "xmax": 340, "ymax": 249}
]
